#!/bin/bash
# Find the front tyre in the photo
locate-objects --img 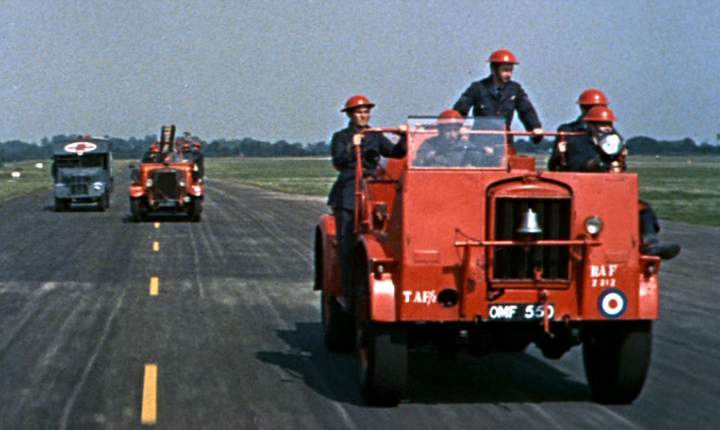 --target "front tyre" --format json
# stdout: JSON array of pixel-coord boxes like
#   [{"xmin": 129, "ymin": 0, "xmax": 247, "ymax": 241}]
[
  {"xmin": 97, "ymin": 193, "xmax": 109, "ymax": 212},
  {"xmin": 583, "ymin": 321, "xmax": 652, "ymax": 404},
  {"xmin": 54, "ymin": 198, "xmax": 68, "ymax": 212},
  {"xmin": 358, "ymin": 324, "xmax": 408, "ymax": 407},
  {"xmin": 353, "ymin": 250, "xmax": 406, "ymax": 406},
  {"xmin": 130, "ymin": 198, "xmax": 146, "ymax": 222},
  {"xmin": 189, "ymin": 198, "xmax": 202, "ymax": 222}
]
